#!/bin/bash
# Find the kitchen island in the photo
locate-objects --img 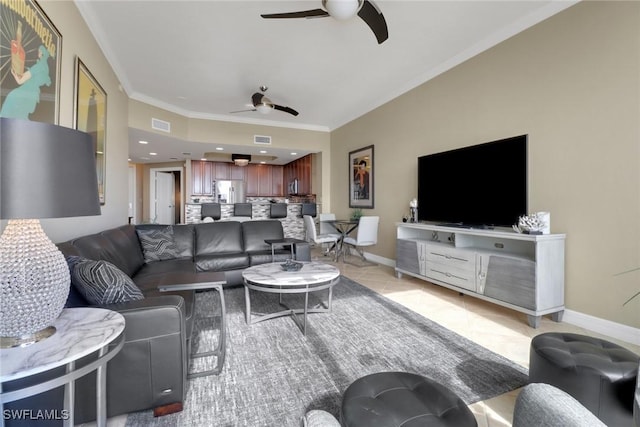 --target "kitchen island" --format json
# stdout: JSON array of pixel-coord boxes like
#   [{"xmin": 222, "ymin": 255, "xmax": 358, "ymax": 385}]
[{"xmin": 185, "ymin": 200, "xmax": 315, "ymax": 240}]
